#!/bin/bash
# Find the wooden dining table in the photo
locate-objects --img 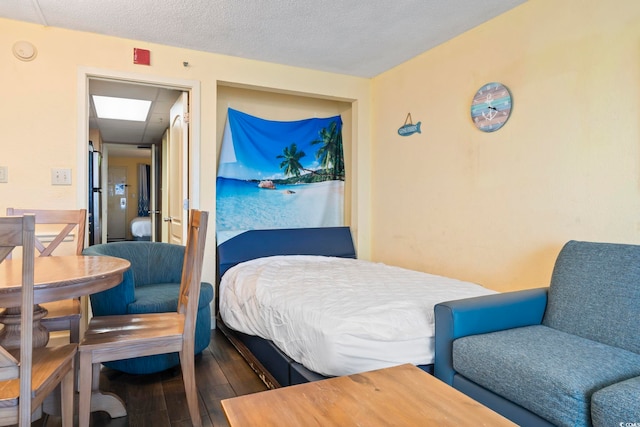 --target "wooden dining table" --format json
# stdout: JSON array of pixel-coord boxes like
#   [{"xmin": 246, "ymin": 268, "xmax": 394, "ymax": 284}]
[
  {"xmin": 0, "ymin": 255, "xmax": 130, "ymax": 348},
  {"xmin": 0, "ymin": 254, "xmax": 131, "ymax": 419}
]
